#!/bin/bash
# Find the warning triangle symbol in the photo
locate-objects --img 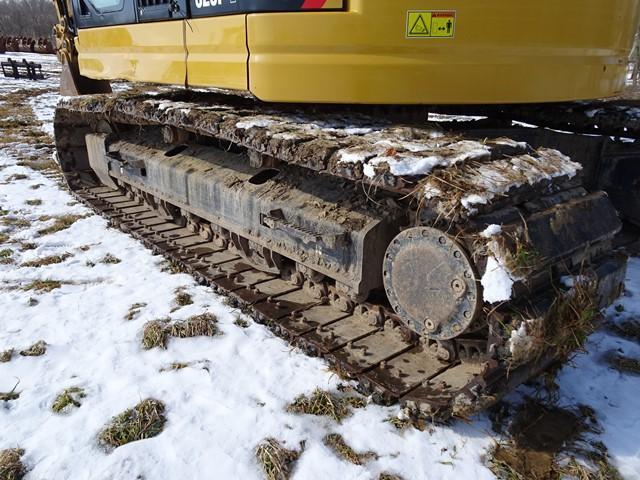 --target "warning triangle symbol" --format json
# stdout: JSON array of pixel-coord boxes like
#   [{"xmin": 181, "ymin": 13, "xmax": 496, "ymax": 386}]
[{"xmin": 409, "ymin": 15, "xmax": 429, "ymax": 35}]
